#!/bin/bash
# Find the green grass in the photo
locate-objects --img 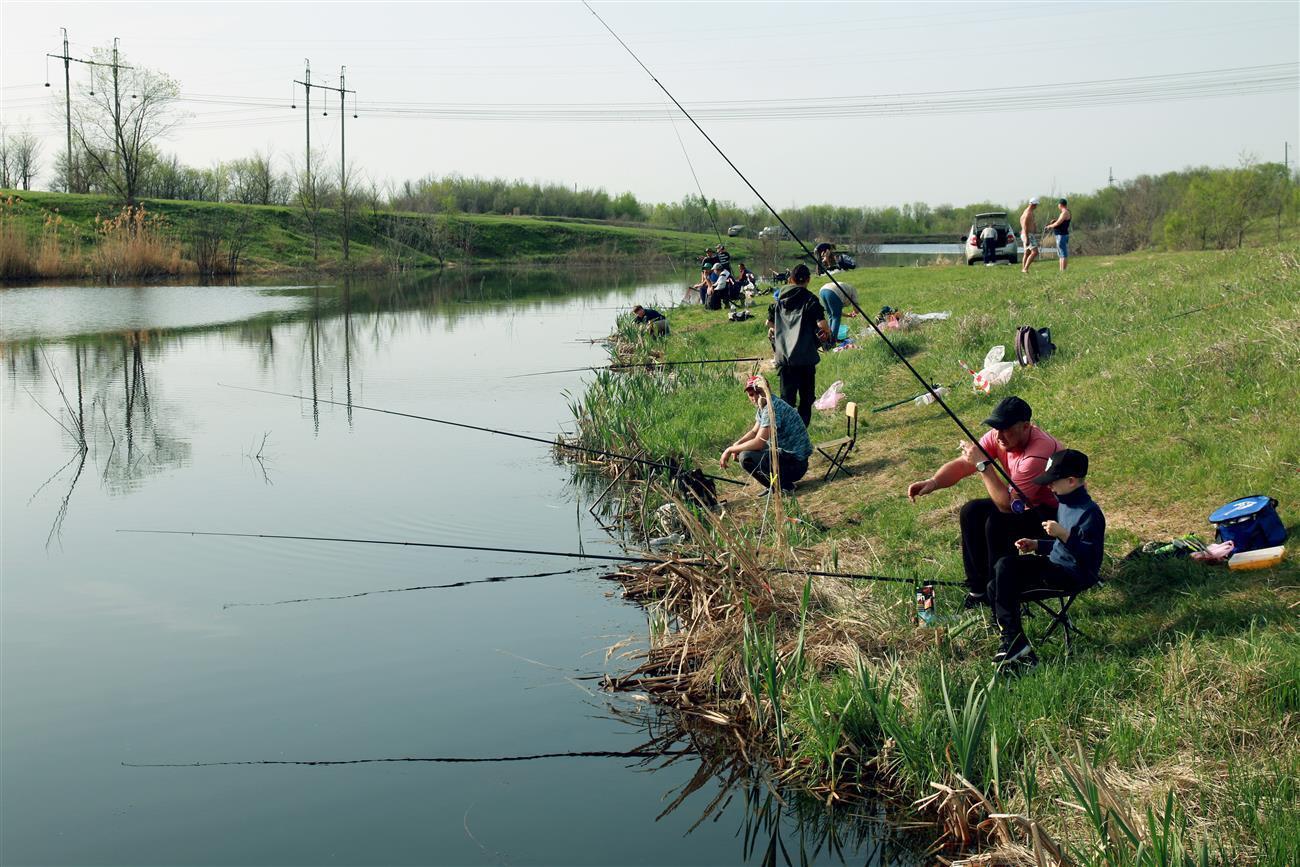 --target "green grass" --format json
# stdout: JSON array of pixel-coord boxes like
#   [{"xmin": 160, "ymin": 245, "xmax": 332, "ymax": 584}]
[
  {"xmin": 0, "ymin": 189, "xmax": 787, "ymax": 275},
  {"xmin": 575, "ymin": 246, "xmax": 1300, "ymax": 864}
]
